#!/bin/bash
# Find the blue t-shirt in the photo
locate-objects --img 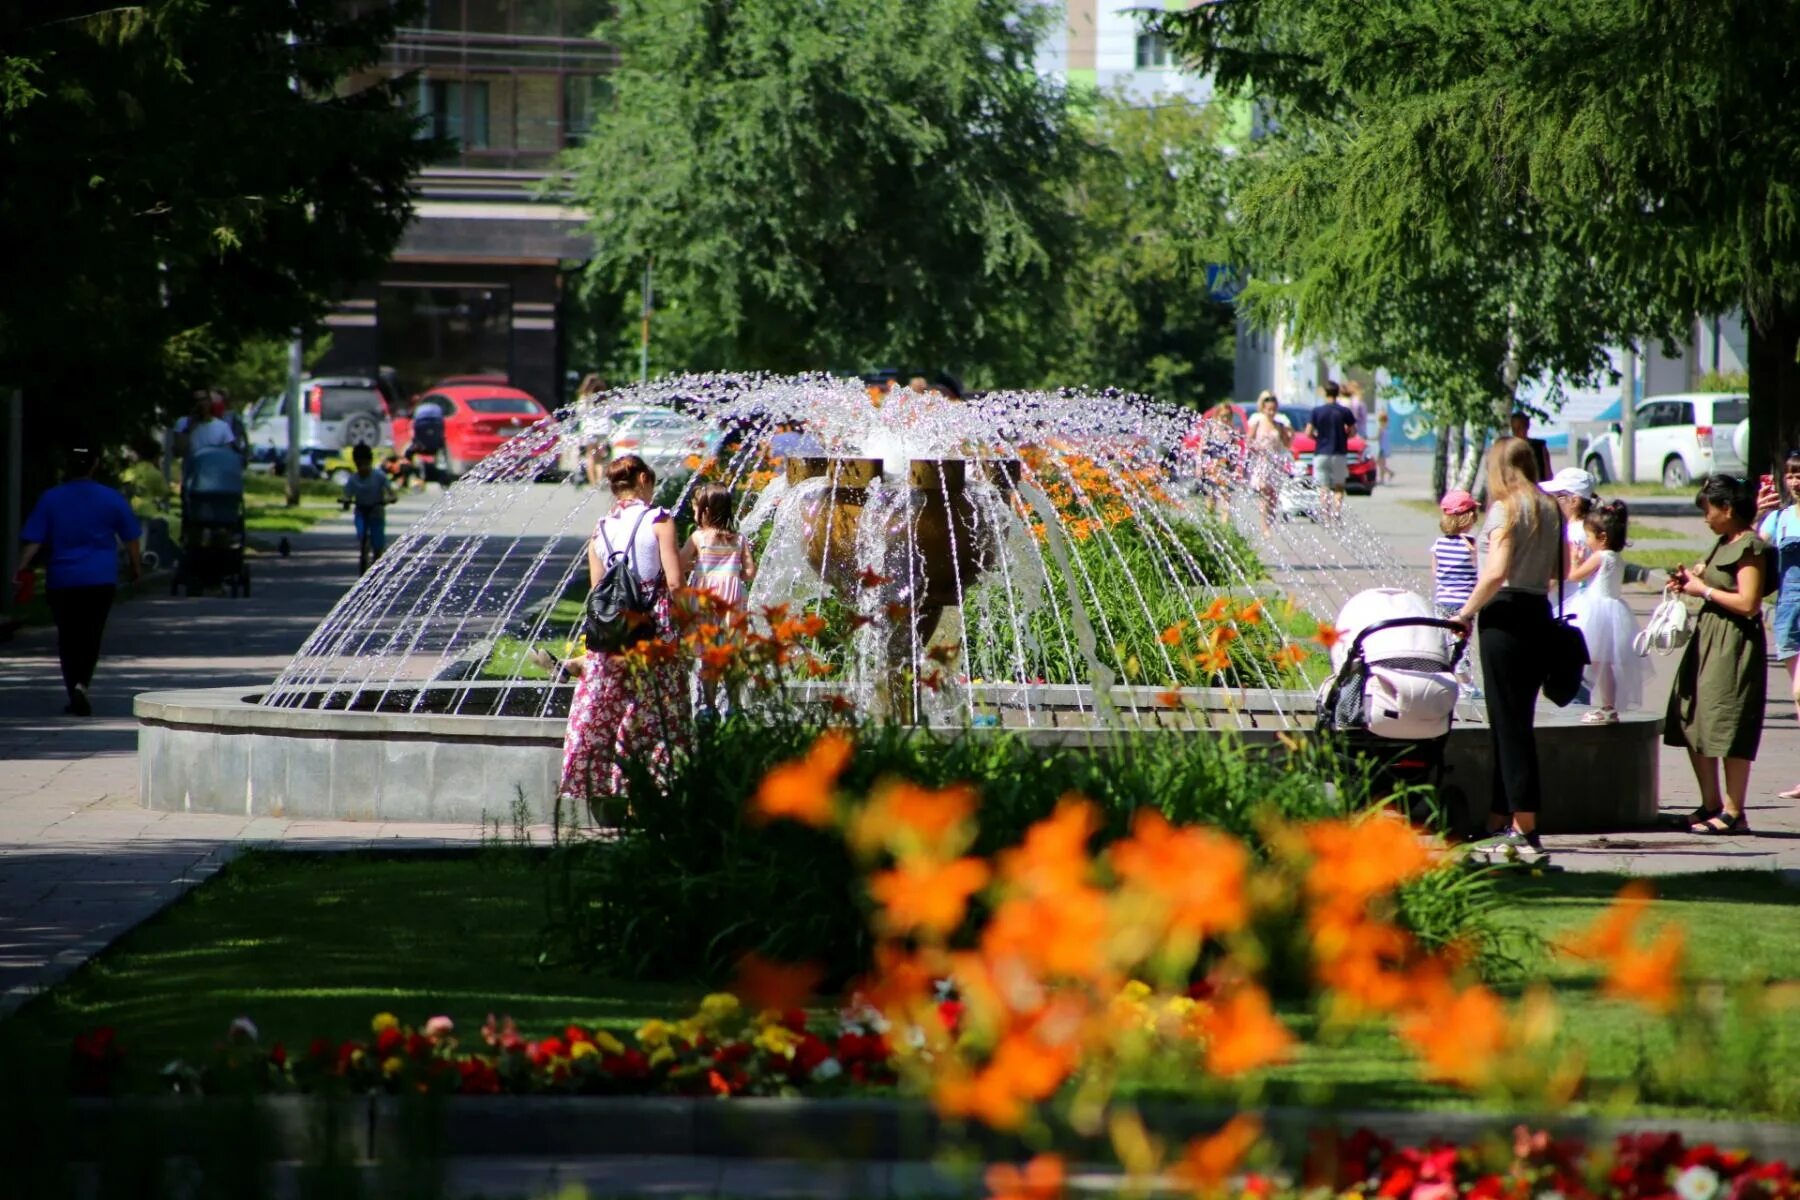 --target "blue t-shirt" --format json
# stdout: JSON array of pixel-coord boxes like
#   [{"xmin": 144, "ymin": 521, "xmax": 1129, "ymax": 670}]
[
  {"xmin": 21, "ymin": 479, "xmax": 143, "ymax": 590},
  {"xmin": 1758, "ymin": 506, "xmax": 1800, "ymax": 600},
  {"xmin": 1308, "ymin": 403, "xmax": 1356, "ymax": 456}
]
